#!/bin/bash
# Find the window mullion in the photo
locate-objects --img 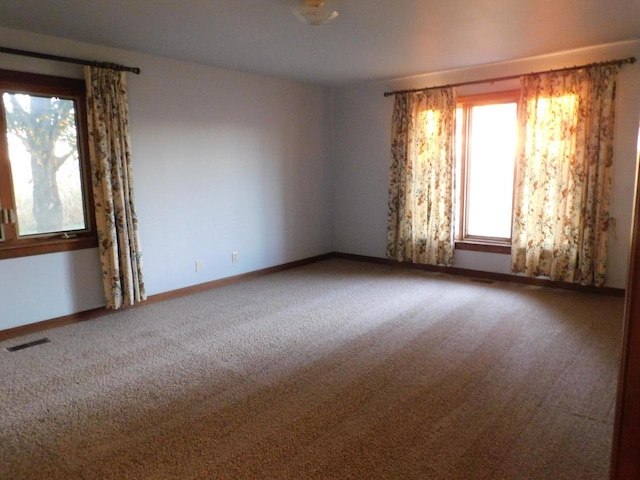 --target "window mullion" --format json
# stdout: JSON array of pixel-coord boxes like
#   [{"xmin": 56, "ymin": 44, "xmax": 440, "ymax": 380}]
[
  {"xmin": 0, "ymin": 92, "xmax": 18, "ymax": 243},
  {"xmin": 460, "ymin": 105, "xmax": 470, "ymax": 241}
]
